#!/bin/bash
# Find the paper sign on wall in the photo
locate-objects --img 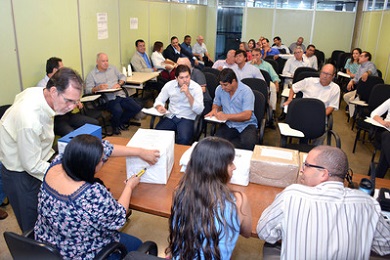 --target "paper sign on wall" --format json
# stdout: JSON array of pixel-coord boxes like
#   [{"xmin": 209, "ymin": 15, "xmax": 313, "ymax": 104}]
[
  {"xmin": 130, "ymin": 18, "xmax": 138, "ymax": 30},
  {"xmin": 97, "ymin": 13, "xmax": 108, "ymax": 39}
]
